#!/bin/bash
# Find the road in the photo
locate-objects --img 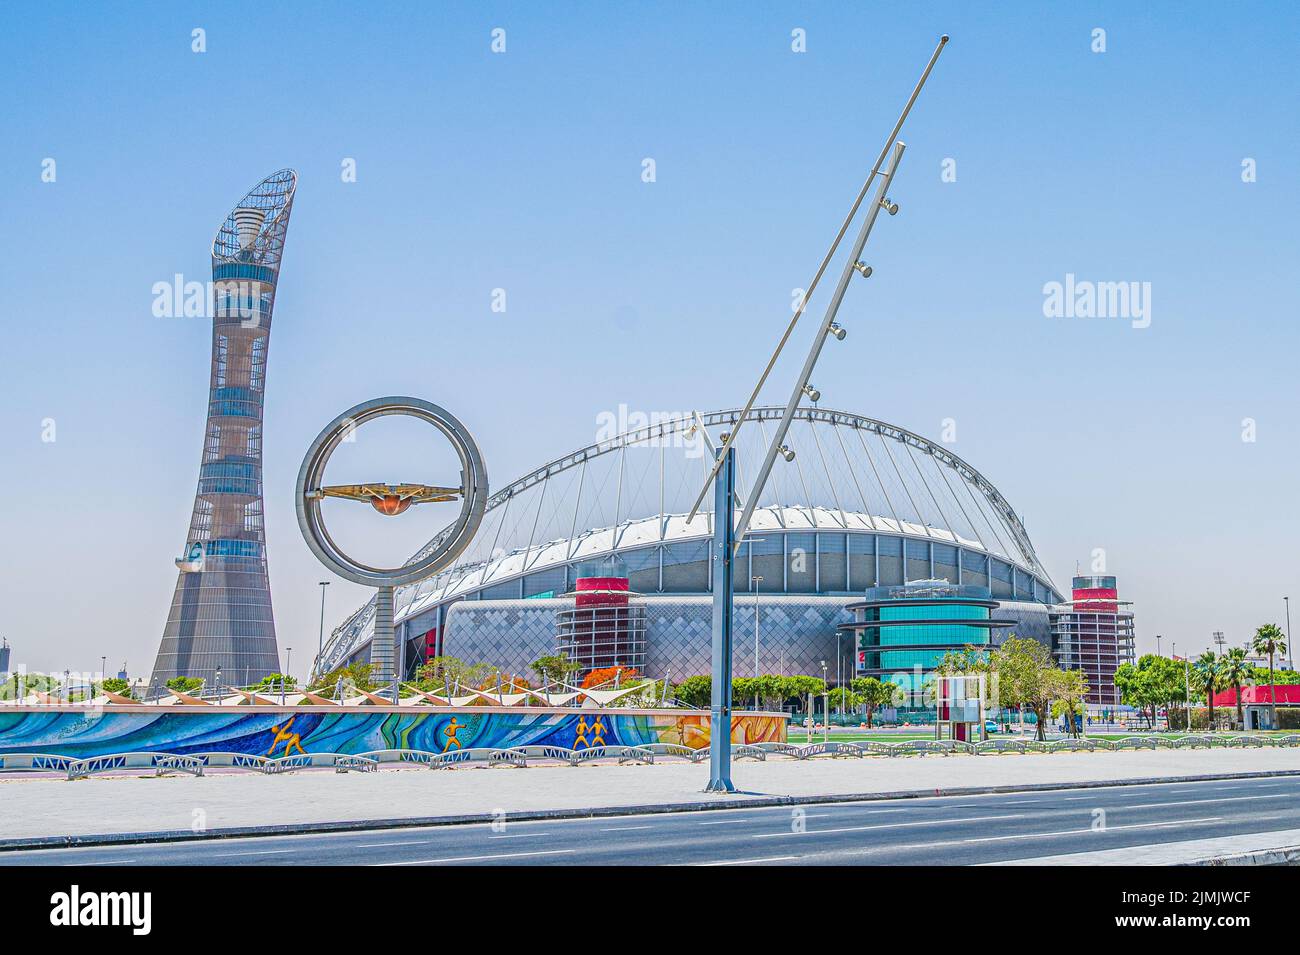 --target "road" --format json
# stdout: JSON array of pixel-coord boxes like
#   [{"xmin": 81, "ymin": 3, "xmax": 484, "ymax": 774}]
[{"xmin": 3, "ymin": 775, "xmax": 1298, "ymax": 866}]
